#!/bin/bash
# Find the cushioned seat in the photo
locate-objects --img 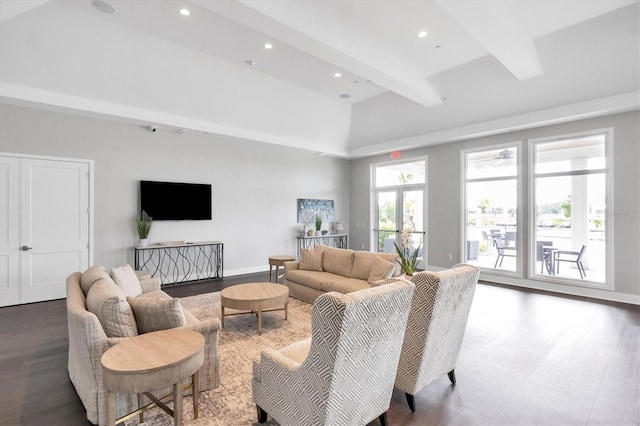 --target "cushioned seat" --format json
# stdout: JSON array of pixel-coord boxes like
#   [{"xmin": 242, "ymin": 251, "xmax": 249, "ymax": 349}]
[
  {"xmin": 252, "ymin": 279, "xmax": 415, "ymax": 426},
  {"xmin": 395, "ymin": 264, "xmax": 480, "ymax": 411},
  {"xmin": 66, "ymin": 265, "xmax": 220, "ymax": 425}
]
